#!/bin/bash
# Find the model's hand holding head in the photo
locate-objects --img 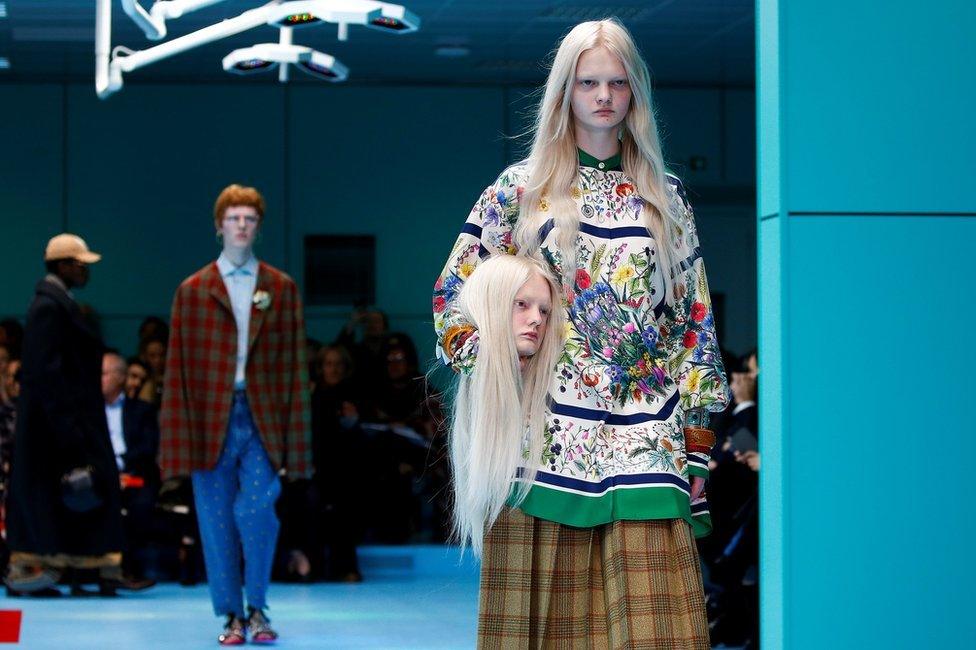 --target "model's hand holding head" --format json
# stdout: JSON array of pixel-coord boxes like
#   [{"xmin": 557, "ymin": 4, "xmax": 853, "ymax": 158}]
[{"xmin": 451, "ymin": 254, "xmax": 564, "ymax": 556}]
